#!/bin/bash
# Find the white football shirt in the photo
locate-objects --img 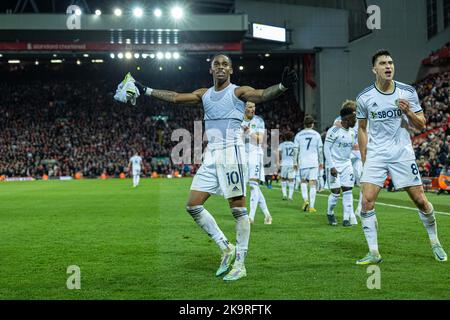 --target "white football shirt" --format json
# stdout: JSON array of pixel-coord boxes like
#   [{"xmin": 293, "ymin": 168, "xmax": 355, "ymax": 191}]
[
  {"xmin": 278, "ymin": 141, "xmax": 297, "ymax": 166},
  {"xmin": 130, "ymin": 155, "xmax": 142, "ymax": 170},
  {"xmin": 242, "ymin": 115, "xmax": 265, "ymax": 155},
  {"xmin": 356, "ymin": 81, "xmax": 422, "ymax": 163},
  {"xmin": 294, "ymin": 129, "xmax": 323, "ymax": 169},
  {"xmin": 324, "ymin": 126, "xmax": 356, "ymax": 169}
]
